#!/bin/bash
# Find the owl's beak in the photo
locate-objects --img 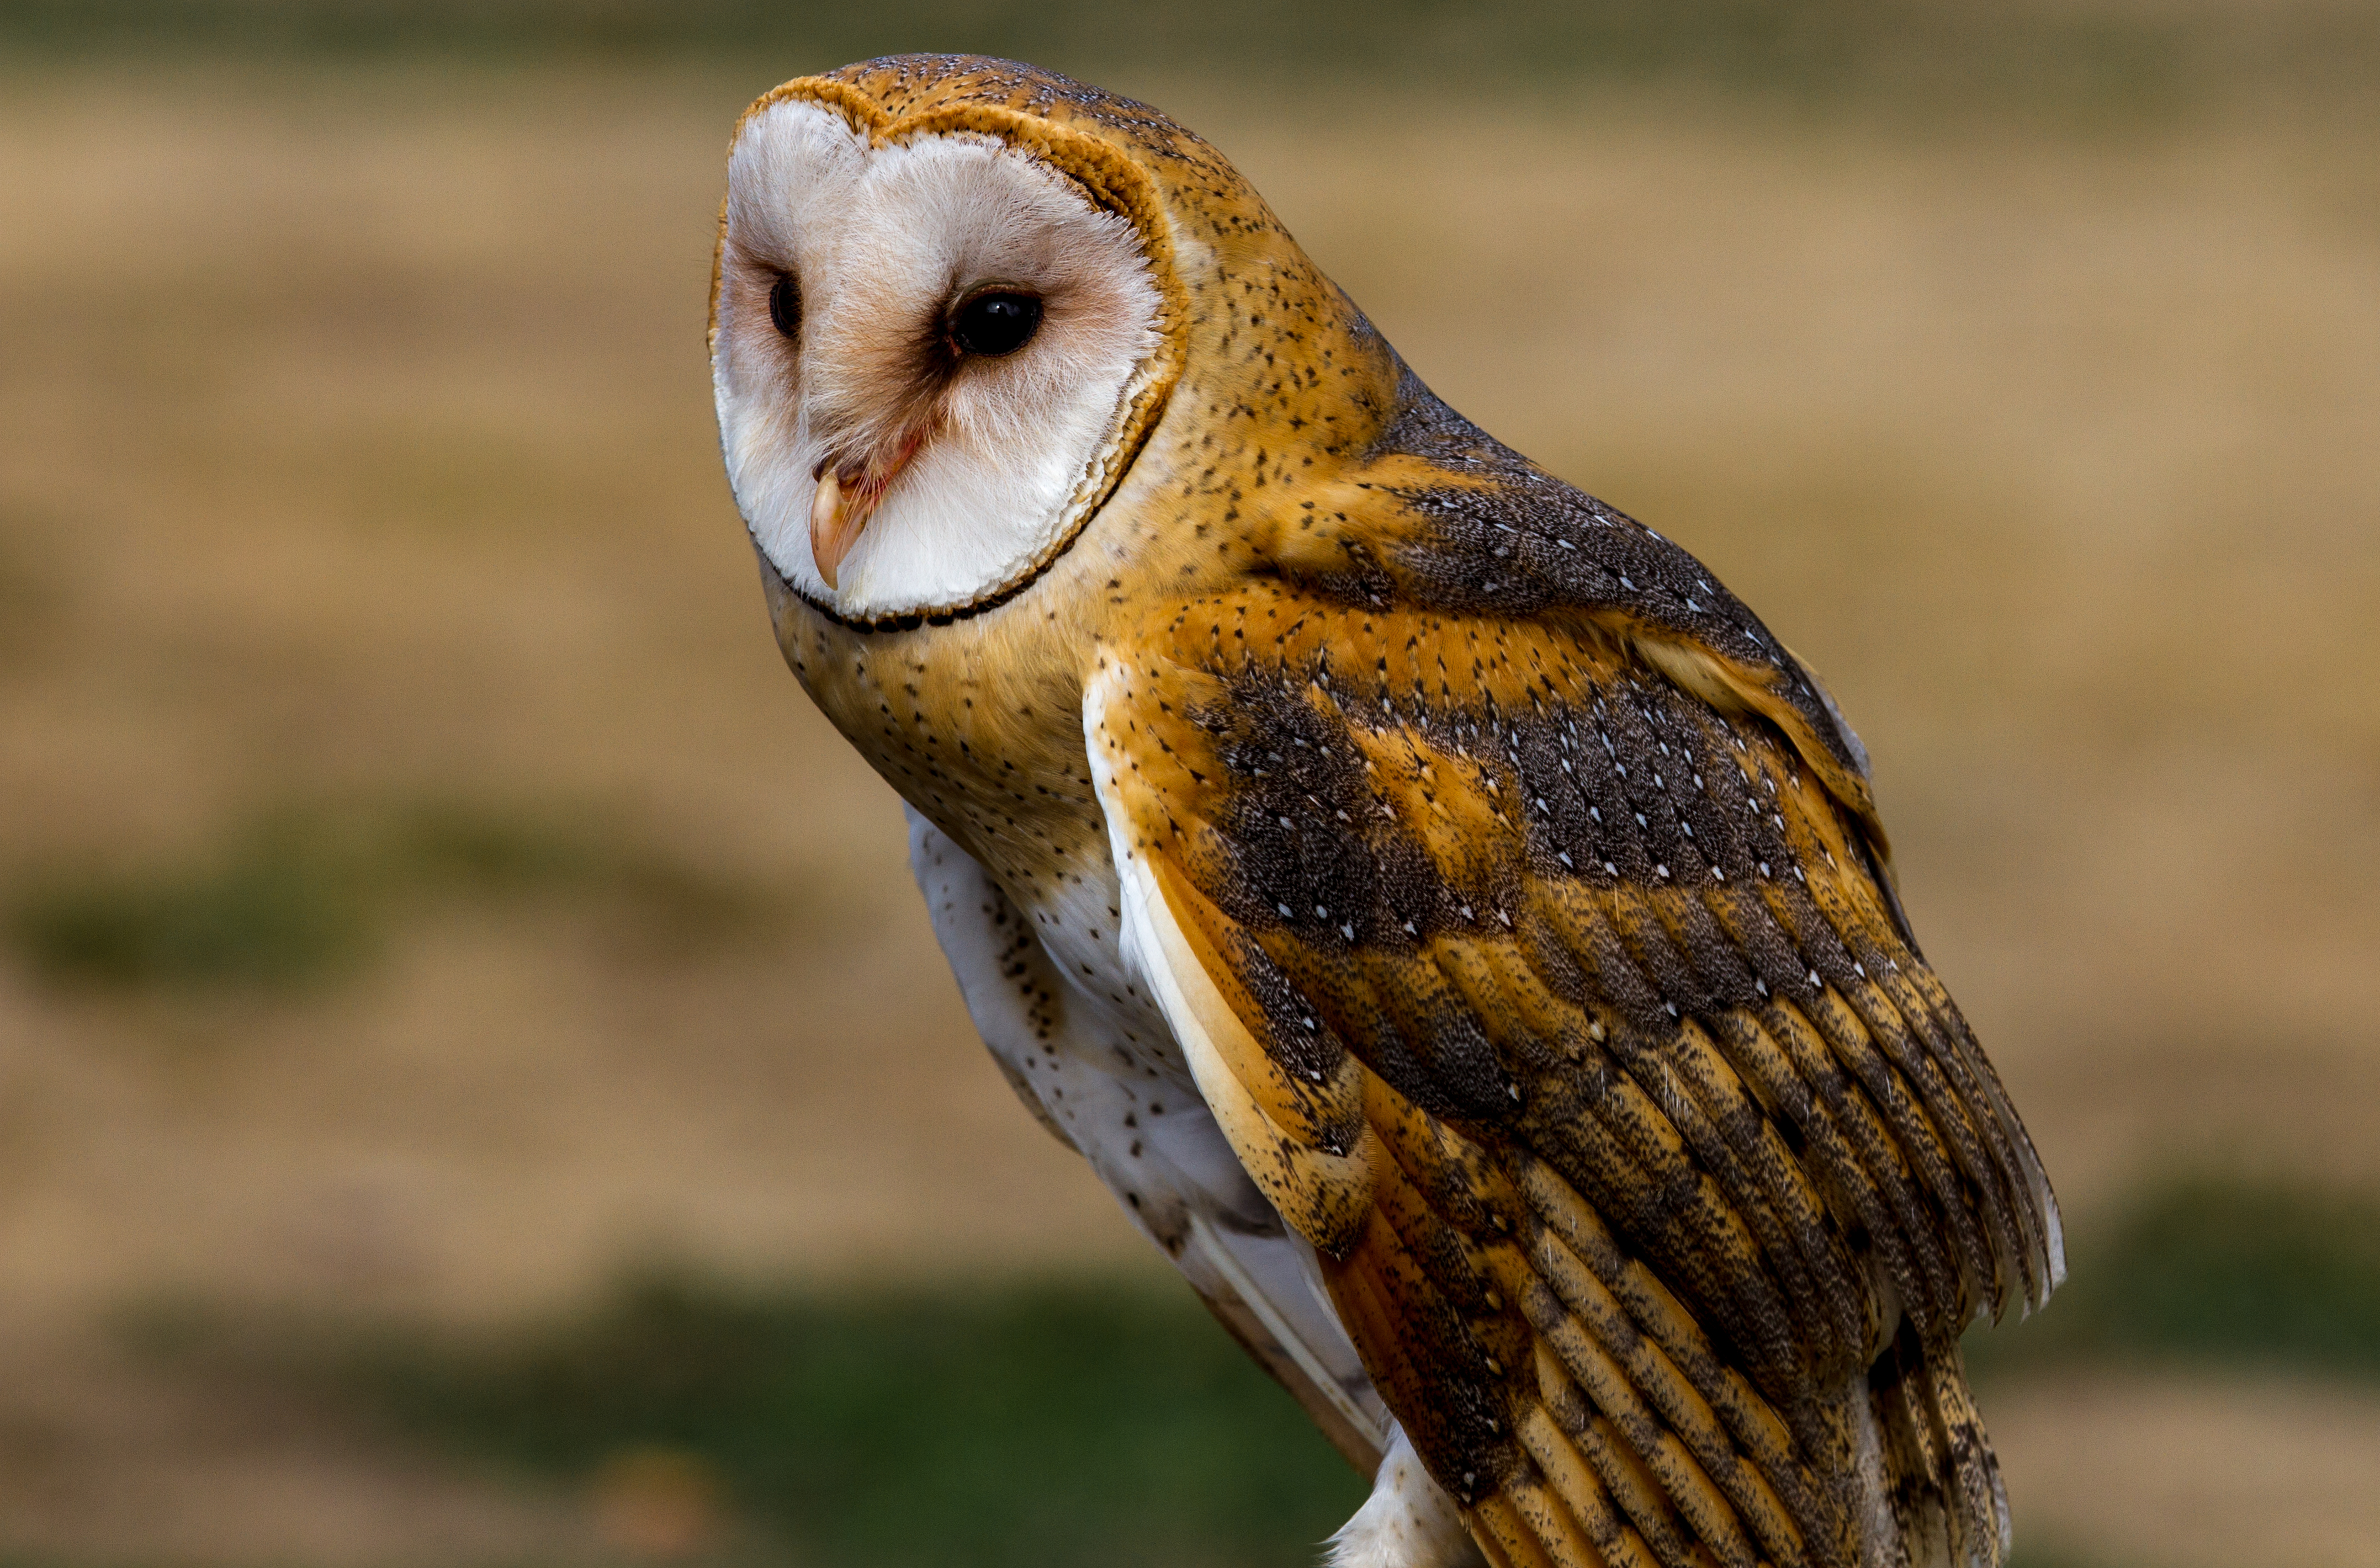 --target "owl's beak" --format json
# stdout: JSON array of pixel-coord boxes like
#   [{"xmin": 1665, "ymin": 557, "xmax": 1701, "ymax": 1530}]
[
  {"xmin": 809, "ymin": 429, "xmax": 927, "ymax": 592},
  {"xmin": 807, "ymin": 469, "xmax": 867, "ymax": 591}
]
